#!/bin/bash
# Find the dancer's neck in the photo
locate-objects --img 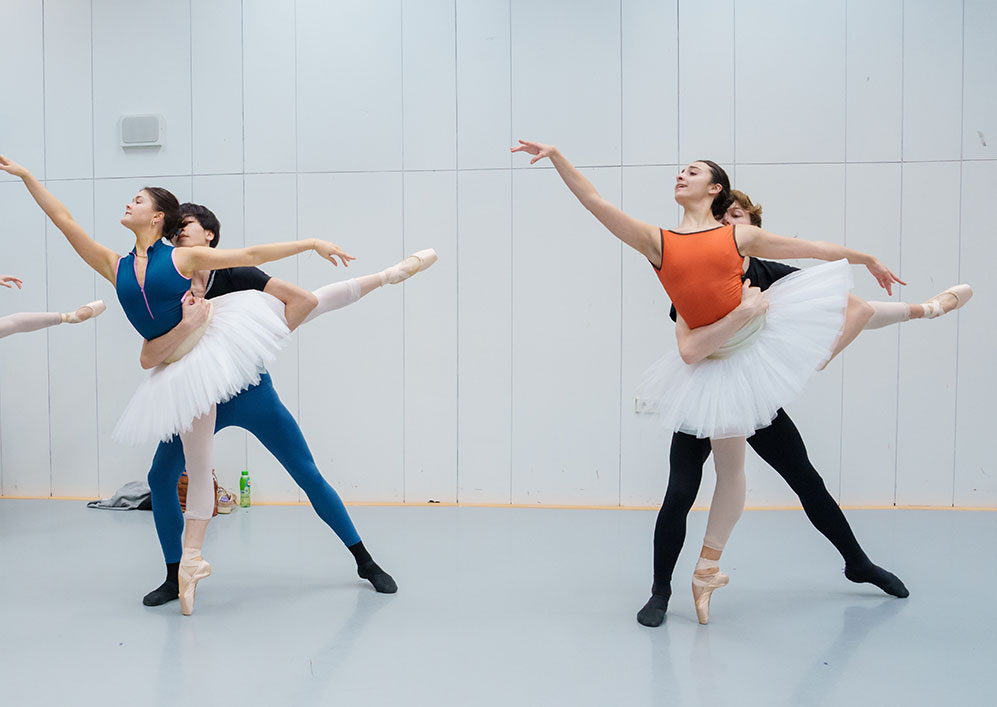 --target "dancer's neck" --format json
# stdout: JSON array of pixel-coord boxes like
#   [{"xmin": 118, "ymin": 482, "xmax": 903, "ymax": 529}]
[
  {"xmin": 675, "ymin": 204, "xmax": 721, "ymax": 233},
  {"xmin": 131, "ymin": 226, "xmax": 163, "ymax": 256}
]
